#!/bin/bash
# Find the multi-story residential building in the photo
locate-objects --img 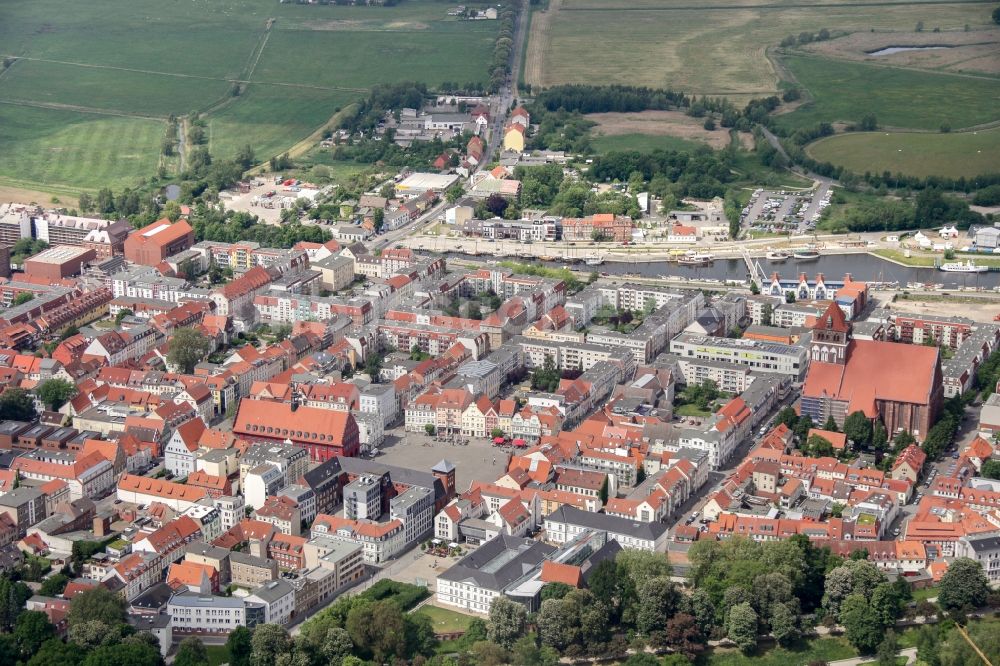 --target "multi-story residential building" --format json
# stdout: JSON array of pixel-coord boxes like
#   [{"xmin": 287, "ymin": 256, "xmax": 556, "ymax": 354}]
[
  {"xmin": 254, "ymin": 495, "xmax": 302, "ymax": 536},
  {"xmin": 561, "ymin": 214, "xmax": 633, "ymax": 243},
  {"xmin": 185, "ymin": 541, "xmax": 232, "ymax": 585},
  {"xmin": 245, "ymin": 579, "xmax": 295, "ymax": 625},
  {"xmin": 229, "ymin": 551, "xmax": 278, "ymax": 589},
  {"xmin": 0, "ymin": 488, "xmax": 47, "ymax": 537},
  {"xmin": 310, "ymin": 514, "xmax": 406, "ymax": 564},
  {"xmin": 238, "ymin": 442, "xmax": 311, "ymax": 490},
  {"xmin": 13, "ymin": 450, "xmax": 115, "ymax": 500},
  {"xmin": 167, "ymin": 592, "xmax": 248, "ymax": 634},
  {"xmin": 390, "ymin": 486, "xmax": 435, "ymax": 545},
  {"xmin": 955, "ymin": 534, "xmax": 1000, "ymax": 582},
  {"xmin": 344, "ymin": 475, "xmax": 382, "ymax": 521},
  {"xmin": 117, "ymin": 474, "xmax": 208, "ymax": 512},
  {"xmin": 669, "ymin": 332, "xmax": 809, "ymax": 379},
  {"xmin": 254, "ymin": 294, "xmax": 374, "ymax": 327}
]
